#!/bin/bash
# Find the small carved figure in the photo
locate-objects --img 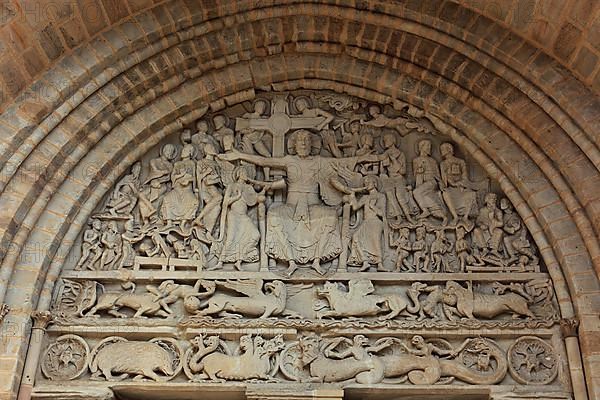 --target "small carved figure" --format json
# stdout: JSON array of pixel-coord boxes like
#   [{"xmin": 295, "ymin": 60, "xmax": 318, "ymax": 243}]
[
  {"xmin": 161, "ymin": 145, "xmax": 199, "ymax": 226},
  {"xmin": 103, "ymin": 162, "xmax": 141, "ymax": 217},
  {"xmin": 315, "ymin": 279, "xmax": 419, "ymax": 320},
  {"xmin": 430, "ymin": 229, "xmax": 451, "ymax": 273},
  {"xmin": 455, "ymin": 226, "xmax": 471, "ymax": 272},
  {"xmin": 100, "ymin": 221, "xmax": 122, "ymax": 270},
  {"xmin": 294, "ymin": 97, "xmax": 334, "ymax": 129},
  {"xmin": 90, "ymin": 339, "xmax": 177, "ymax": 381},
  {"xmin": 84, "ymin": 280, "xmax": 198, "ymax": 318},
  {"xmin": 147, "ymin": 280, "xmax": 215, "ymax": 315},
  {"xmin": 213, "ymin": 115, "xmax": 235, "ymax": 152},
  {"xmin": 442, "ymin": 281, "xmax": 535, "ymax": 320},
  {"xmin": 391, "ymin": 227, "xmax": 412, "ymax": 272},
  {"xmin": 412, "ymin": 139, "xmax": 447, "ymax": 224},
  {"xmin": 347, "ymin": 176, "xmax": 386, "ymax": 271},
  {"xmin": 119, "ymin": 220, "xmax": 143, "ymax": 269},
  {"xmin": 145, "ymin": 144, "xmax": 177, "ymax": 188},
  {"xmin": 239, "ymin": 99, "xmax": 272, "ymax": 157},
  {"xmin": 412, "ymin": 226, "xmax": 430, "ymax": 273},
  {"xmin": 361, "ymin": 105, "xmax": 409, "ymax": 136},
  {"xmin": 473, "ymin": 193, "xmax": 504, "ymax": 258},
  {"xmin": 195, "ymin": 142, "xmax": 223, "ymax": 238},
  {"xmin": 74, "ymin": 219, "xmax": 103, "ymax": 271}
]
